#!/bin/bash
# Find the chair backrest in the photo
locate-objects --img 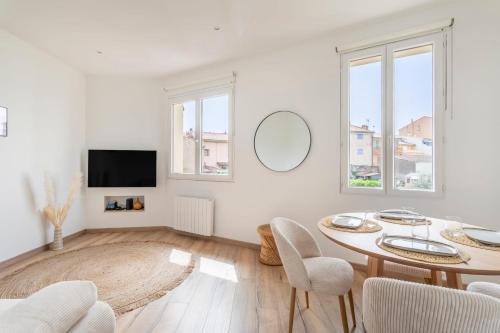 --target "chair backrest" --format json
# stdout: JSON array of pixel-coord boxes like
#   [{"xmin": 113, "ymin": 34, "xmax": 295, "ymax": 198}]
[
  {"xmin": 363, "ymin": 278, "xmax": 500, "ymax": 333},
  {"xmin": 467, "ymin": 281, "xmax": 500, "ymax": 300},
  {"xmin": 270, "ymin": 217, "xmax": 321, "ymax": 290}
]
